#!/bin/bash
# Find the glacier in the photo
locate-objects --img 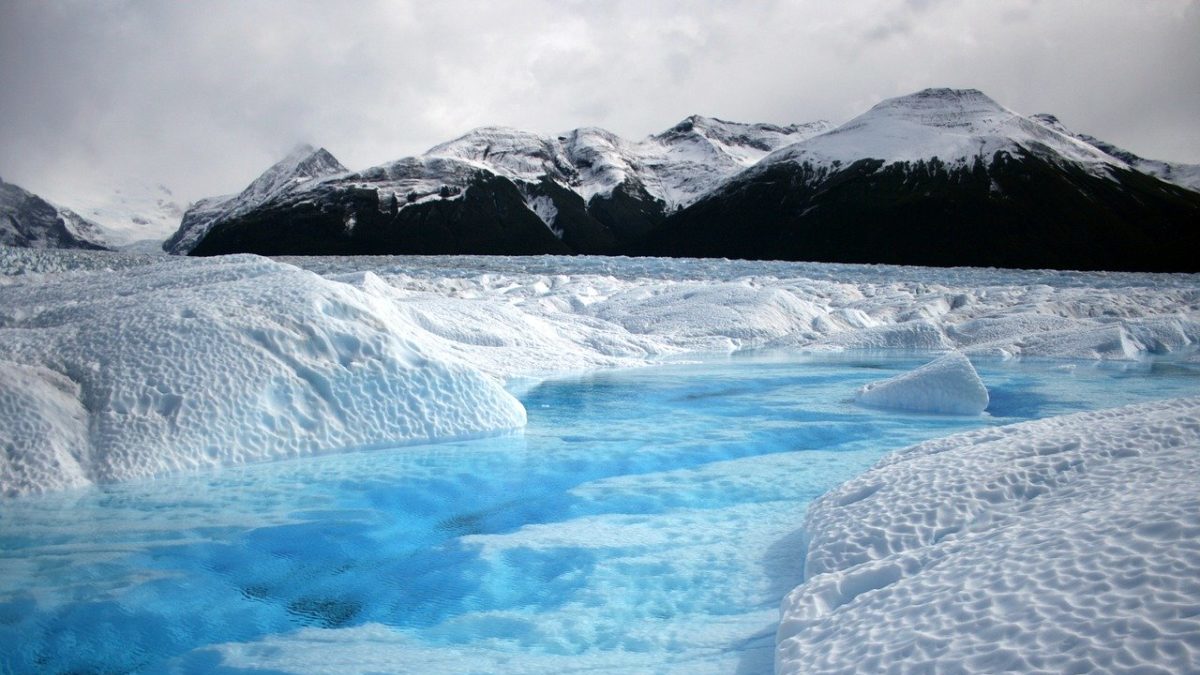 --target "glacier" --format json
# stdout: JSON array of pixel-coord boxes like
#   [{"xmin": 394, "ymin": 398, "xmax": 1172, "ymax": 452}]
[
  {"xmin": 3, "ymin": 247, "xmax": 1199, "ymax": 496},
  {"xmin": 2, "ymin": 247, "xmax": 1199, "ymax": 673}
]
